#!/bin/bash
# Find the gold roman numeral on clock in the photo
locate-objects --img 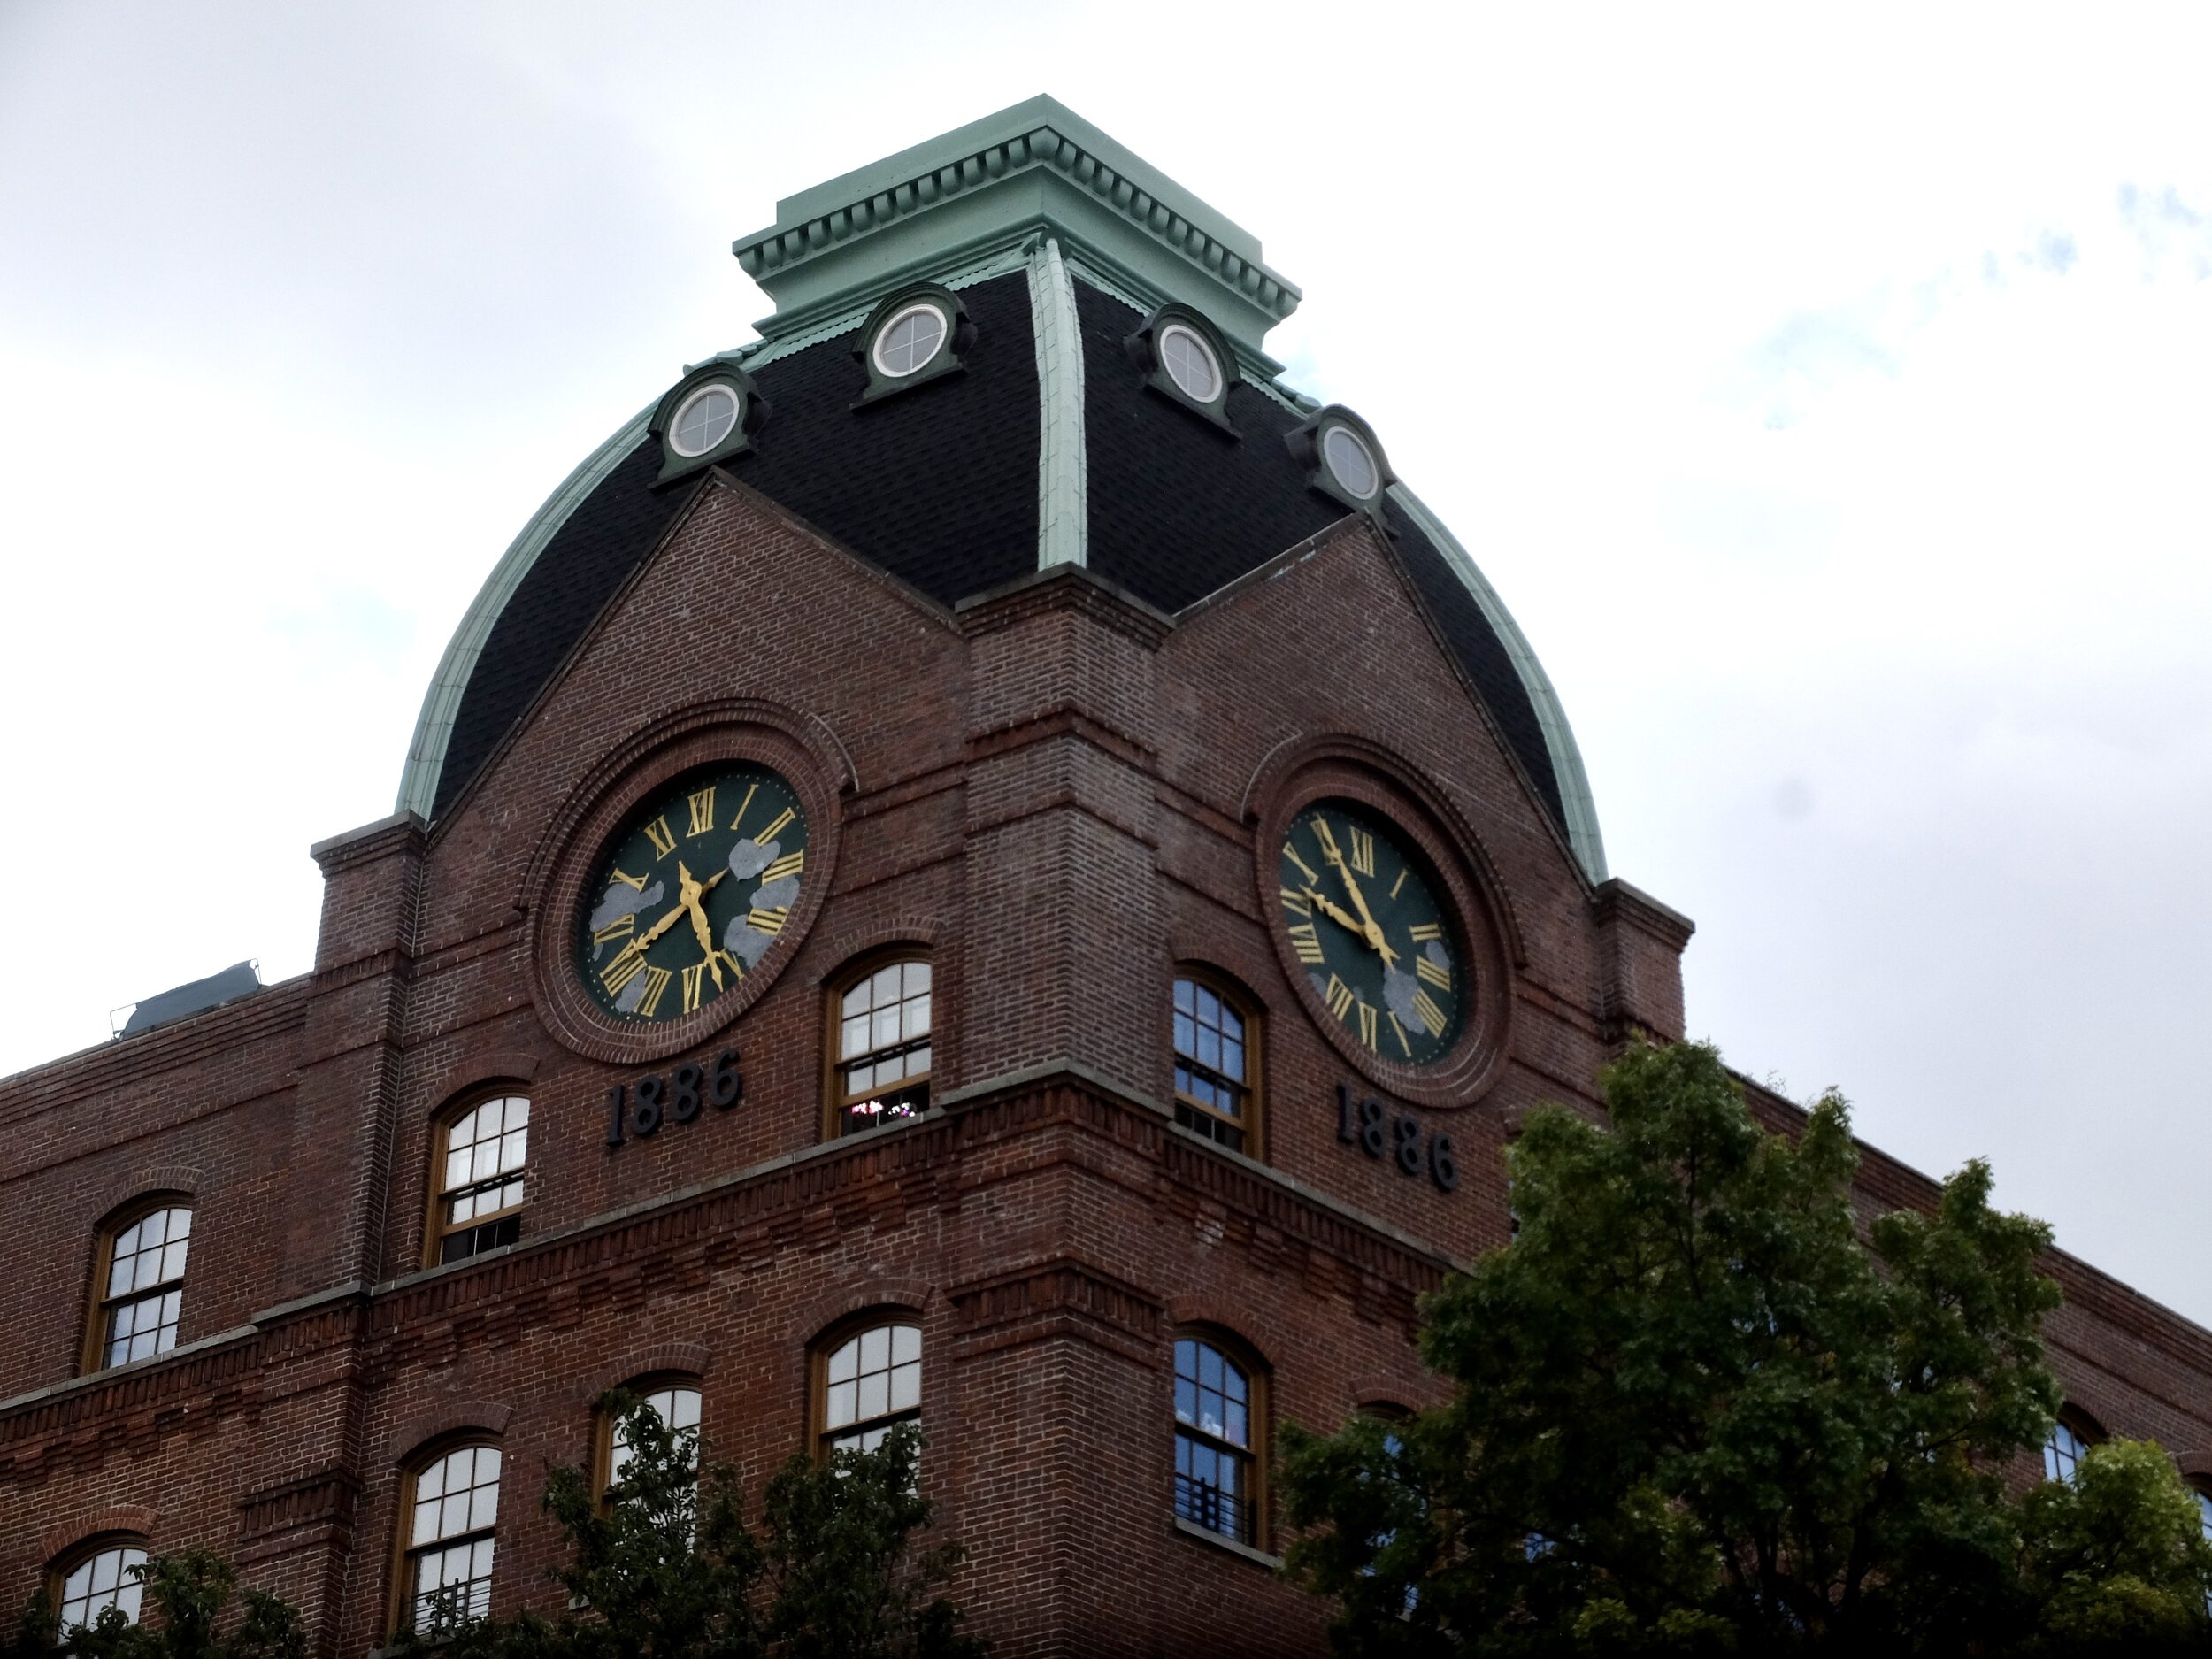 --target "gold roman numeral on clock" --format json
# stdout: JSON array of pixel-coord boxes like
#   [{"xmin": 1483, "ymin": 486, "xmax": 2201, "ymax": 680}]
[
  {"xmin": 757, "ymin": 806, "xmax": 795, "ymax": 844},
  {"xmin": 634, "ymin": 965, "xmax": 673, "ymax": 1018},
  {"xmin": 1324, "ymin": 973, "xmax": 1355, "ymax": 1020},
  {"xmin": 726, "ymin": 781, "xmax": 759, "ymax": 833},
  {"xmin": 1279, "ymin": 887, "xmax": 1312, "ymax": 918},
  {"xmin": 1356, "ymin": 999, "xmax": 1379, "ymax": 1049},
  {"xmin": 759, "ymin": 849, "xmax": 805, "ymax": 884},
  {"xmin": 687, "ymin": 787, "xmax": 717, "ymax": 837},
  {"xmin": 748, "ymin": 905, "xmax": 789, "ymax": 935},
  {"xmin": 680, "ymin": 961, "xmax": 709, "ymax": 1014},
  {"xmin": 1409, "ymin": 923, "xmax": 1443, "ymax": 943},
  {"xmin": 1348, "ymin": 826, "xmax": 1375, "ymax": 876},
  {"xmin": 601, "ymin": 947, "xmax": 648, "ymax": 997},
  {"xmin": 1388, "ymin": 1010, "xmax": 1413, "ymax": 1058},
  {"xmin": 1286, "ymin": 922, "xmax": 1325, "ymax": 964},
  {"xmin": 610, "ymin": 866, "xmax": 647, "ymax": 892},
  {"xmin": 1412, "ymin": 986, "xmax": 1449, "ymax": 1036},
  {"xmin": 1311, "ymin": 818, "xmax": 1345, "ymax": 865},
  {"xmin": 1389, "ymin": 868, "xmax": 1407, "ymax": 899},
  {"xmin": 592, "ymin": 913, "xmax": 635, "ymax": 948},
  {"xmin": 642, "ymin": 816, "xmax": 677, "ymax": 859},
  {"xmin": 1282, "ymin": 839, "xmax": 1320, "ymax": 884},
  {"xmin": 1416, "ymin": 955, "xmax": 1453, "ymax": 991}
]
